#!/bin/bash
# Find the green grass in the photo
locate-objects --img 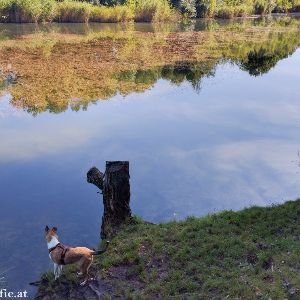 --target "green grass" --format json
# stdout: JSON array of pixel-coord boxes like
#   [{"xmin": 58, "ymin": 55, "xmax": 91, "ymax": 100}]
[
  {"xmin": 96, "ymin": 200, "xmax": 300, "ymax": 298},
  {"xmin": 39, "ymin": 200, "xmax": 300, "ymax": 298}
]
